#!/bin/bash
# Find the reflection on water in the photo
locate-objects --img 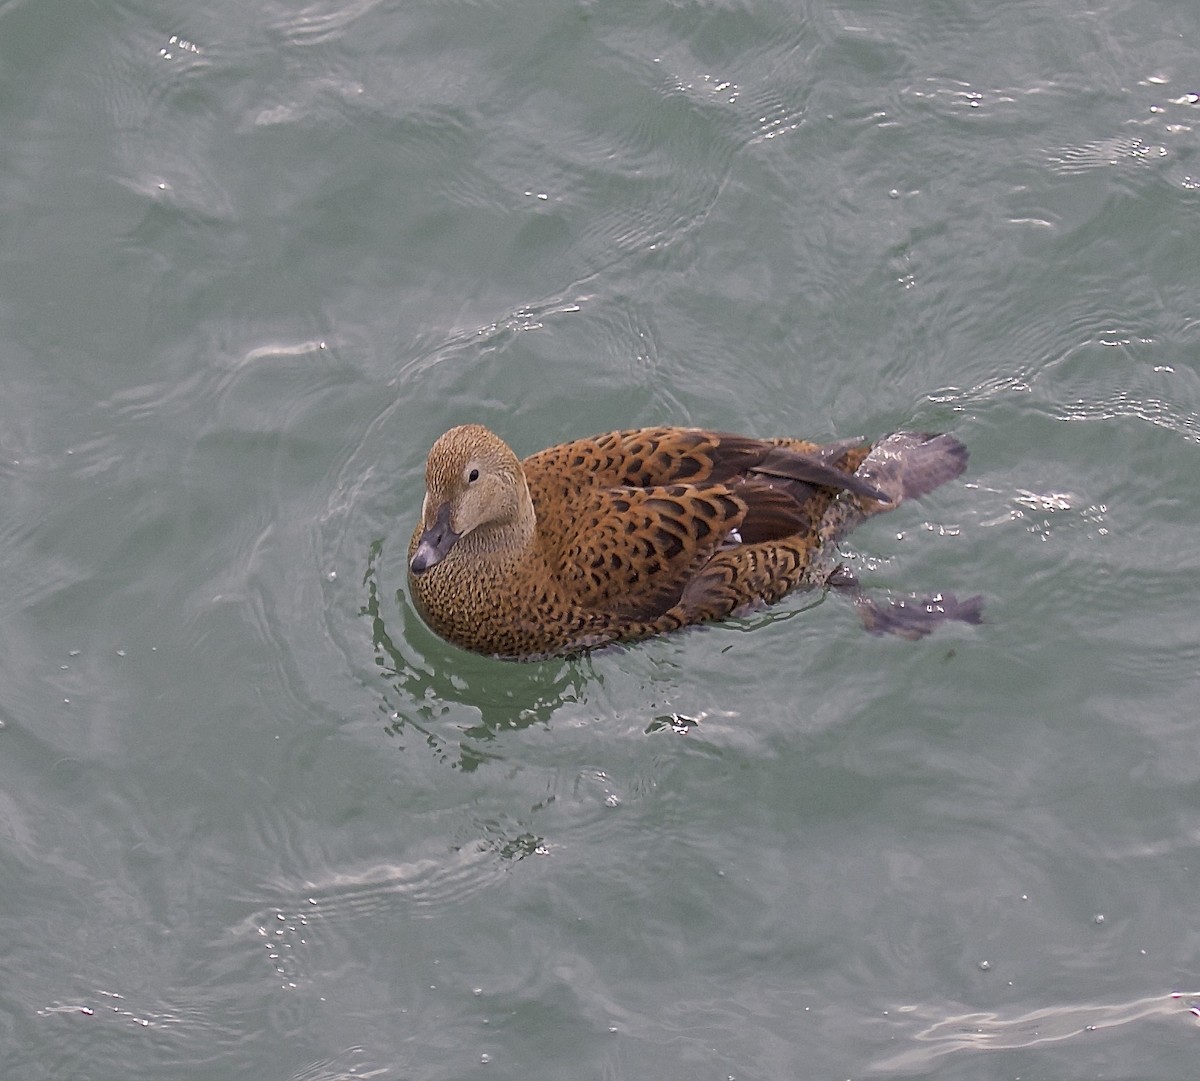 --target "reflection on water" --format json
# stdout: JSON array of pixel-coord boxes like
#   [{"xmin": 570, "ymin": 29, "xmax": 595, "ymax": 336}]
[
  {"xmin": 872, "ymin": 990, "xmax": 1200, "ymax": 1073},
  {"xmin": 361, "ymin": 537, "xmax": 593, "ymax": 771}
]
